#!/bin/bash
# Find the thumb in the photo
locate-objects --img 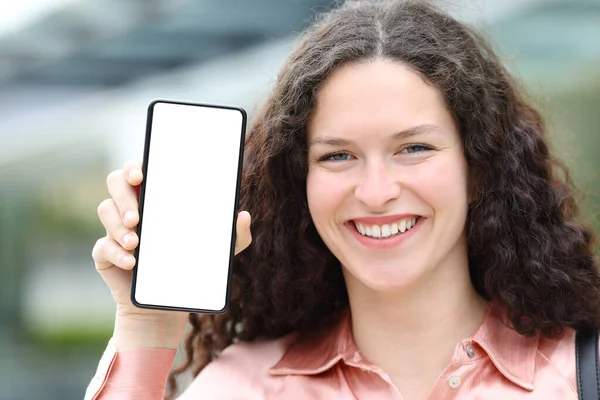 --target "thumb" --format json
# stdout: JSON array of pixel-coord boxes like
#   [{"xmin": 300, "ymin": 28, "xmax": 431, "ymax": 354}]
[{"xmin": 234, "ymin": 211, "xmax": 252, "ymax": 255}]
